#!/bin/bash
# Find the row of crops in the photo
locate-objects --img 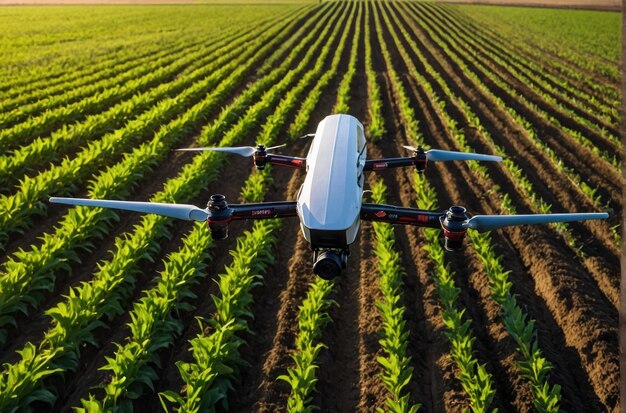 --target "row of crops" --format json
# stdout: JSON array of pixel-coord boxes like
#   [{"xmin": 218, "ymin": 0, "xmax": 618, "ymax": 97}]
[{"xmin": 0, "ymin": 0, "xmax": 619, "ymax": 412}]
